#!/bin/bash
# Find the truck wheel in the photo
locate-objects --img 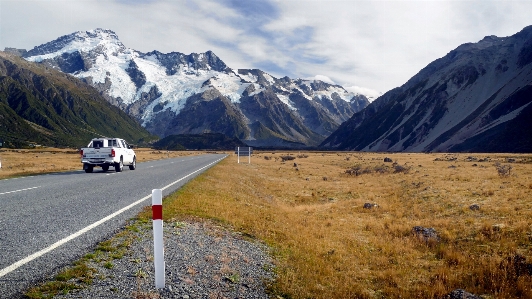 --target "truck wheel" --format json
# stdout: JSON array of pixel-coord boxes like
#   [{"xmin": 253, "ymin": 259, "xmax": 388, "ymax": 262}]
[
  {"xmin": 129, "ymin": 157, "xmax": 136, "ymax": 170},
  {"xmin": 85, "ymin": 166, "xmax": 93, "ymax": 173},
  {"xmin": 115, "ymin": 158, "xmax": 123, "ymax": 172},
  {"xmin": 102, "ymin": 165, "xmax": 109, "ymax": 172}
]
